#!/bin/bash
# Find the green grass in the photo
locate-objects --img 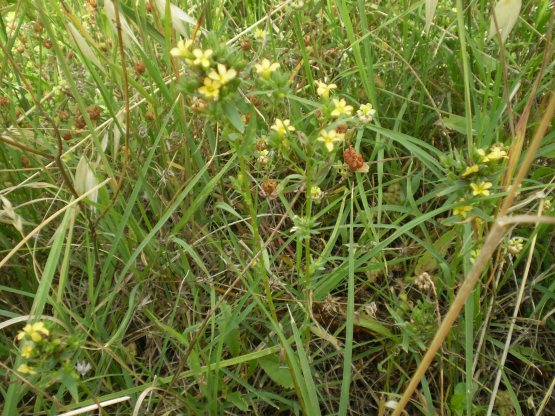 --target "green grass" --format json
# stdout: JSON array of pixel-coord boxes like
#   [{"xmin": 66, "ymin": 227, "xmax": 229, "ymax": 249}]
[{"xmin": 1, "ymin": 0, "xmax": 554, "ymax": 415}]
